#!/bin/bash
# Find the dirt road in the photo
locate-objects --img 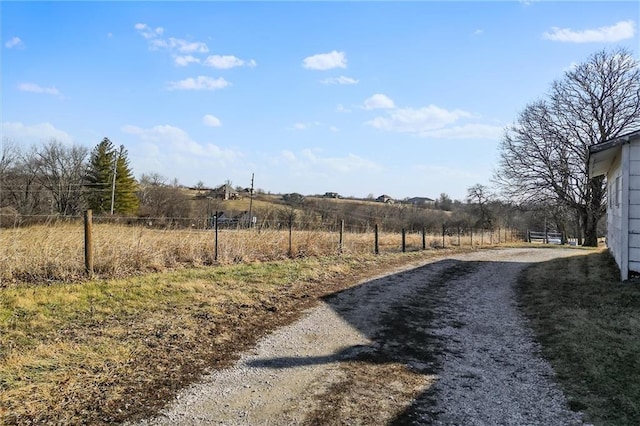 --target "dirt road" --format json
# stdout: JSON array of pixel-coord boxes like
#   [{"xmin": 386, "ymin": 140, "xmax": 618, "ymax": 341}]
[{"xmin": 136, "ymin": 248, "xmax": 587, "ymax": 425}]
